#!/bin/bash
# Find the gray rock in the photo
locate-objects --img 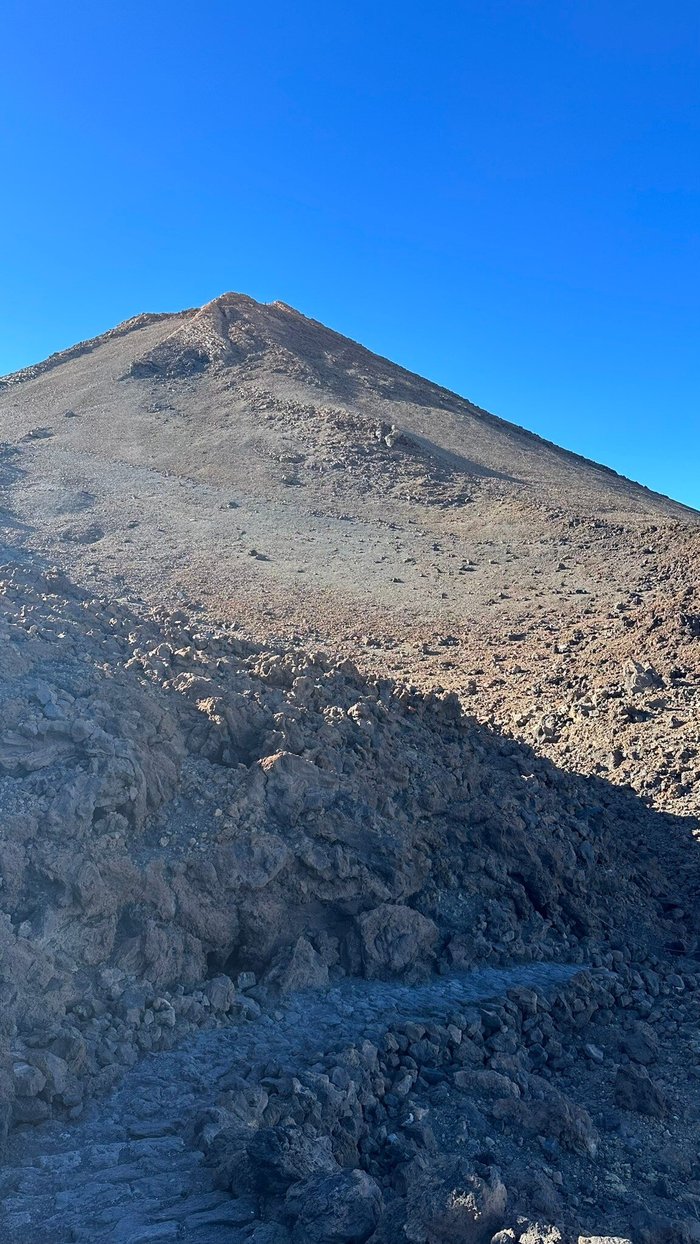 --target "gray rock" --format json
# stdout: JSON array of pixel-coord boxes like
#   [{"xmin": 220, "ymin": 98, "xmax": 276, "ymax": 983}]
[
  {"xmin": 12, "ymin": 1061, "xmax": 46, "ymax": 1097},
  {"xmin": 247, "ymin": 1126, "xmax": 338, "ymax": 1194},
  {"xmin": 279, "ymin": 936, "xmax": 329, "ymax": 993},
  {"xmin": 203, "ymin": 975, "xmax": 236, "ymax": 1012},
  {"xmin": 519, "ymin": 1231, "xmax": 565, "ymax": 1244},
  {"xmin": 404, "ymin": 1157, "xmax": 507, "ymax": 1244},
  {"xmin": 620, "ymin": 1024, "xmax": 659, "ymax": 1065},
  {"xmin": 578, "ymin": 1237, "xmax": 633, "ymax": 1244},
  {"xmin": 614, "ymin": 1066, "xmax": 668, "ymax": 1117},
  {"xmin": 11, "ymin": 1095, "xmax": 51, "ymax": 1124},
  {"xmin": 286, "ymin": 1169, "xmax": 383, "ymax": 1244},
  {"xmin": 624, "ymin": 659, "xmax": 663, "ymax": 695},
  {"xmin": 454, "ymin": 1068, "xmax": 519, "ymax": 1098},
  {"xmin": 257, "ymin": 750, "xmax": 339, "ymax": 825},
  {"xmin": 358, "ymin": 905, "xmax": 439, "ymax": 978},
  {"xmin": 27, "ymin": 1050, "xmax": 70, "ymax": 1097},
  {"xmin": 490, "ymin": 1089, "xmax": 597, "ymax": 1157}
]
